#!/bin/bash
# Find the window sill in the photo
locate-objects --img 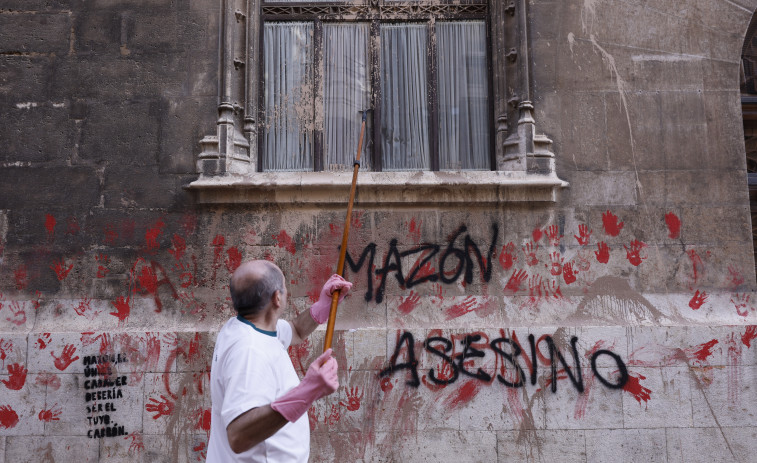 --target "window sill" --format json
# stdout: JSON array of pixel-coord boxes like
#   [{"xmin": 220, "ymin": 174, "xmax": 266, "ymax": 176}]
[{"xmin": 186, "ymin": 171, "xmax": 569, "ymax": 205}]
